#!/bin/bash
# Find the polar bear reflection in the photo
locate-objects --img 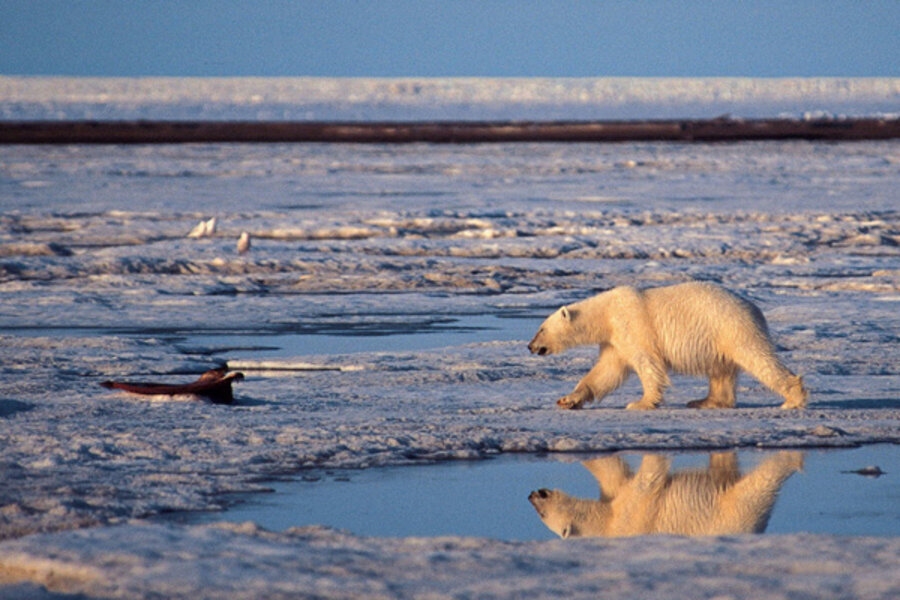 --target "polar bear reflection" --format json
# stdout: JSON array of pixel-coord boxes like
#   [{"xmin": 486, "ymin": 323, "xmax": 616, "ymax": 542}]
[{"xmin": 529, "ymin": 451, "xmax": 802, "ymax": 538}]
